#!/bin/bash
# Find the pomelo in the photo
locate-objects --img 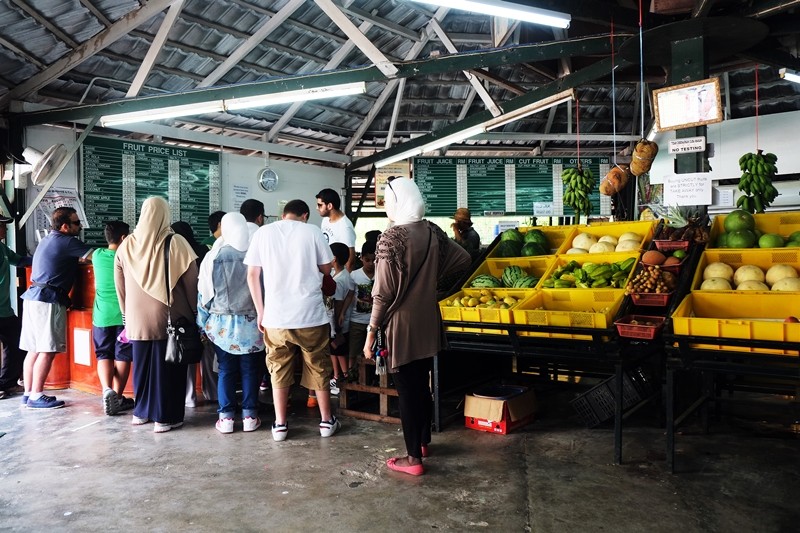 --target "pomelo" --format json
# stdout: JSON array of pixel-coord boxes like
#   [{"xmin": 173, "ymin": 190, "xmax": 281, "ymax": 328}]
[
  {"xmin": 715, "ymin": 233, "xmax": 728, "ymax": 248},
  {"xmin": 723, "ymin": 209, "xmax": 755, "ymax": 232},
  {"xmin": 789, "ymin": 231, "xmax": 800, "ymax": 242},
  {"xmin": 758, "ymin": 233, "xmax": 785, "ymax": 248},
  {"xmin": 726, "ymin": 229, "xmax": 757, "ymax": 248},
  {"xmin": 786, "ymin": 241, "xmax": 800, "ymax": 248}
]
